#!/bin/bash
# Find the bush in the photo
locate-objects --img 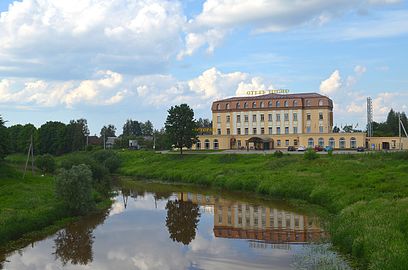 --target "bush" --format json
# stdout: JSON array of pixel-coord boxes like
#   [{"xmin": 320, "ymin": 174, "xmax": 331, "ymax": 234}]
[
  {"xmin": 86, "ymin": 145, "xmax": 94, "ymax": 152},
  {"xmin": 328, "ymin": 149, "xmax": 333, "ymax": 157},
  {"xmin": 55, "ymin": 164, "xmax": 95, "ymax": 215},
  {"xmin": 92, "ymin": 150, "xmax": 121, "ymax": 173},
  {"xmin": 304, "ymin": 148, "xmax": 318, "ymax": 160},
  {"xmin": 35, "ymin": 154, "xmax": 56, "ymax": 174},
  {"xmin": 273, "ymin": 150, "xmax": 284, "ymax": 158}
]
